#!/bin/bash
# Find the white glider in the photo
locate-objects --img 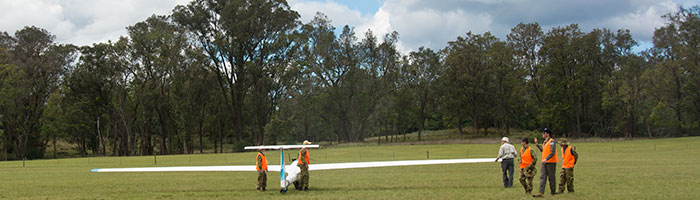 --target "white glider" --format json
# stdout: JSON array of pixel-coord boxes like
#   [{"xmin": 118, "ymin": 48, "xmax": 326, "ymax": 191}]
[{"xmin": 91, "ymin": 145, "xmax": 496, "ymax": 193}]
